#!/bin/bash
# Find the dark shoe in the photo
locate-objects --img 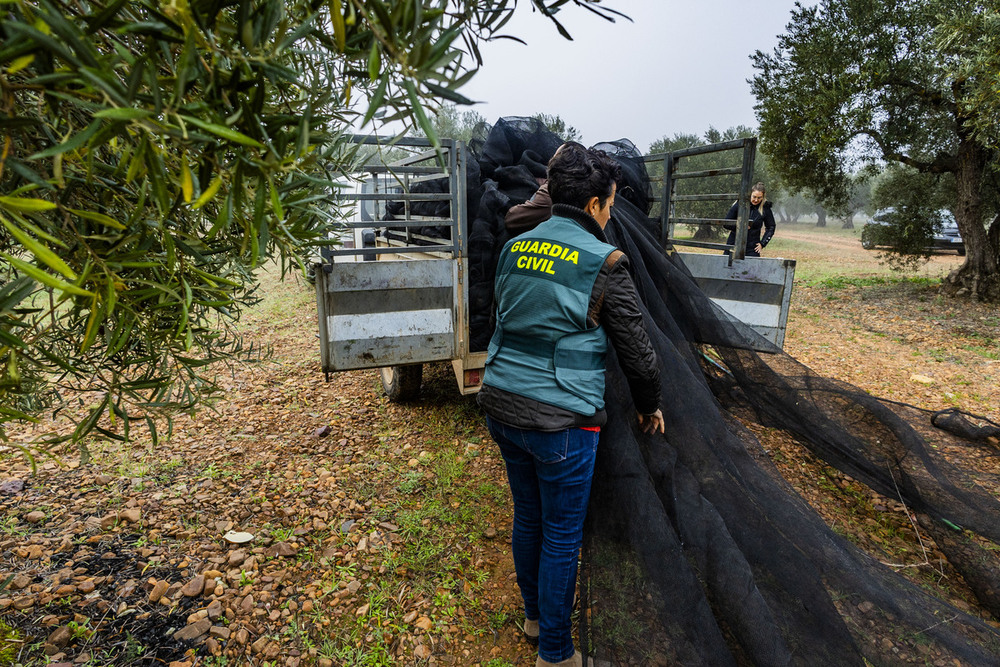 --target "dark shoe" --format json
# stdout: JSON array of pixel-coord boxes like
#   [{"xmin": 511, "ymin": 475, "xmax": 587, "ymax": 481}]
[
  {"xmin": 520, "ymin": 618, "xmax": 539, "ymax": 645},
  {"xmin": 536, "ymin": 650, "xmax": 581, "ymax": 667}
]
